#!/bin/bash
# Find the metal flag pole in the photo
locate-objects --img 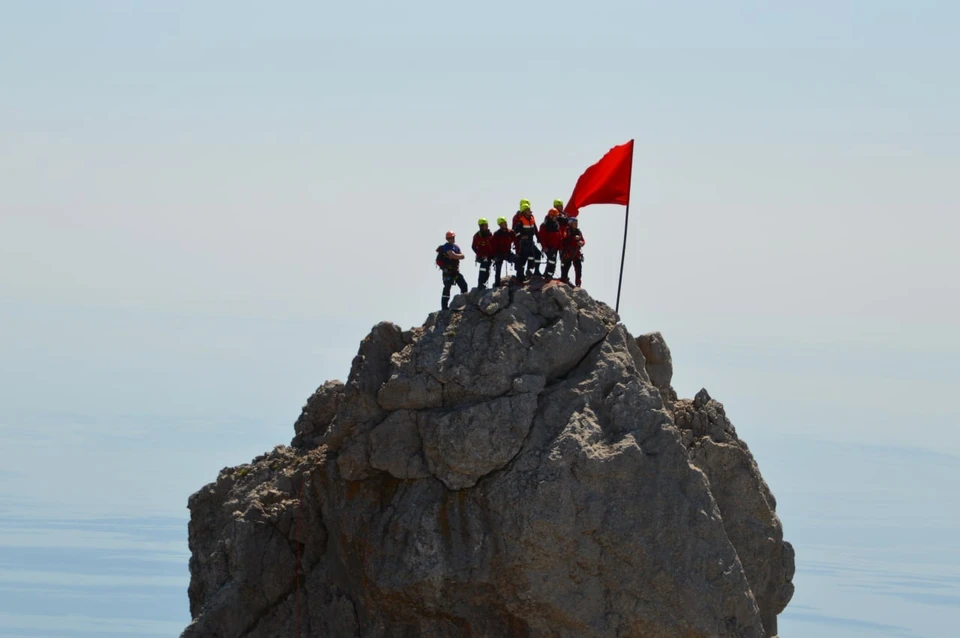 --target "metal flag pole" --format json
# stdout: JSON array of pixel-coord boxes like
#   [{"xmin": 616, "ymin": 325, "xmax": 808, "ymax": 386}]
[{"xmin": 614, "ymin": 143, "xmax": 635, "ymax": 315}]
